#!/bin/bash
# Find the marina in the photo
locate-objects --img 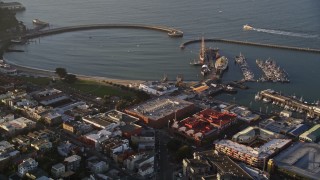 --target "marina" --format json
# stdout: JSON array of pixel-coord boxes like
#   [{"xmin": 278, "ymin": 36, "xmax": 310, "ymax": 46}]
[
  {"xmin": 234, "ymin": 53, "xmax": 255, "ymax": 82},
  {"xmin": 256, "ymin": 59, "xmax": 289, "ymax": 83},
  {"xmin": 255, "ymin": 89, "xmax": 320, "ymax": 118}
]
